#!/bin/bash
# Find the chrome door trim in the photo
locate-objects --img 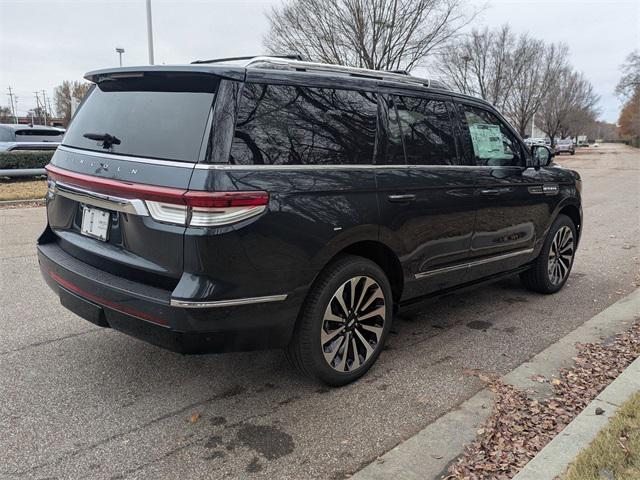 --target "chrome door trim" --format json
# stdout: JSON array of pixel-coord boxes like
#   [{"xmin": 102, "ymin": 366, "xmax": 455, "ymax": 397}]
[
  {"xmin": 415, "ymin": 248, "xmax": 534, "ymax": 279},
  {"xmin": 194, "ymin": 163, "xmax": 486, "ymax": 171},
  {"xmin": 52, "ymin": 181, "xmax": 149, "ymax": 216},
  {"xmin": 170, "ymin": 294, "xmax": 288, "ymax": 308},
  {"xmin": 56, "ymin": 146, "xmax": 532, "ymax": 172}
]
